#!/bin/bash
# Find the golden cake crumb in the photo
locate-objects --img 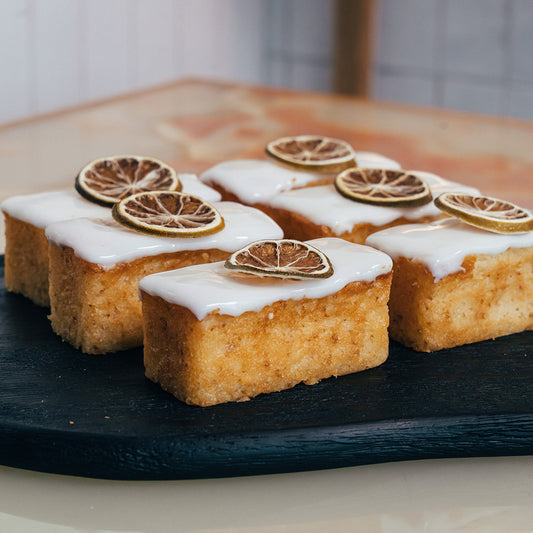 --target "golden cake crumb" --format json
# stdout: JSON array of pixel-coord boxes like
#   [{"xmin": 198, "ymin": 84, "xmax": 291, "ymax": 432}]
[{"xmin": 142, "ymin": 273, "xmax": 392, "ymax": 406}]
